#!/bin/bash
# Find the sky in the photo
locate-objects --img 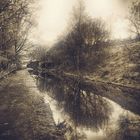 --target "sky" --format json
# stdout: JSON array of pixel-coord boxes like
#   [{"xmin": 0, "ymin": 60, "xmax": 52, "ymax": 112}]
[{"xmin": 30, "ymin": 0, "xmax": 133, "ymax": 46}]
